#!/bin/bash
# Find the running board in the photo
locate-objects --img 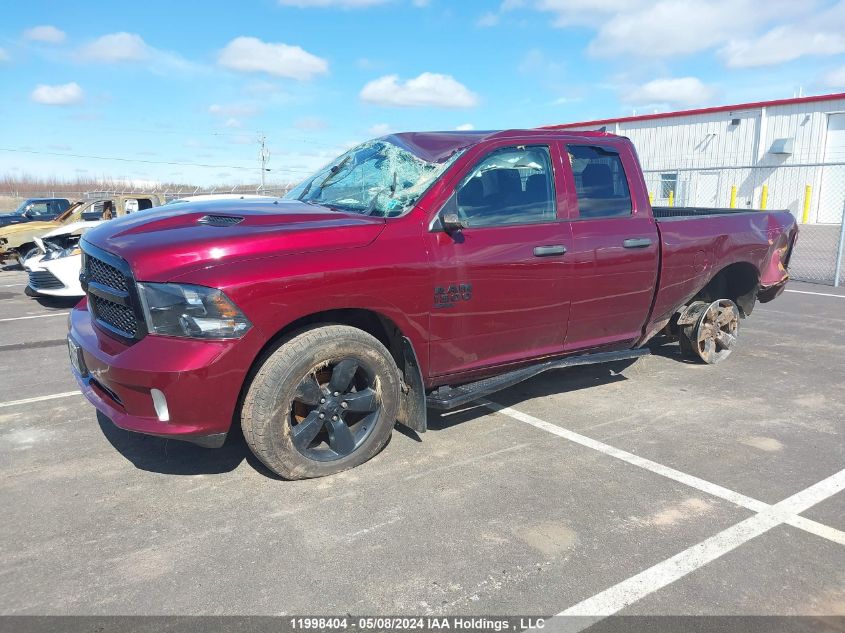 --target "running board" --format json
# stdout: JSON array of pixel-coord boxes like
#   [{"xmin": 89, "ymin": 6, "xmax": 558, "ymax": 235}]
[{"xmin": 425, "ymin": 348, "xmax": 650, "ymax": 411}]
